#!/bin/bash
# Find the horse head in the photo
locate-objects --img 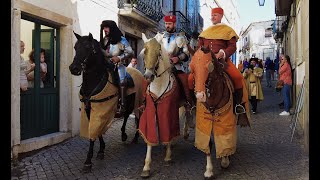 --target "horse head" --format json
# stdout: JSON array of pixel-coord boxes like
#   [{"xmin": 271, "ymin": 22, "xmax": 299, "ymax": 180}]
[
  {"xmin": 69, "ymin": 32, "xmax": 99, "ymax": 76},
  {"xmin": 141, "ymin": 33, "xmax": 171, "ymax": 82},
  {"xmin": 189, "ymin": 46, "xmax": 226, "ymax": 104}
]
